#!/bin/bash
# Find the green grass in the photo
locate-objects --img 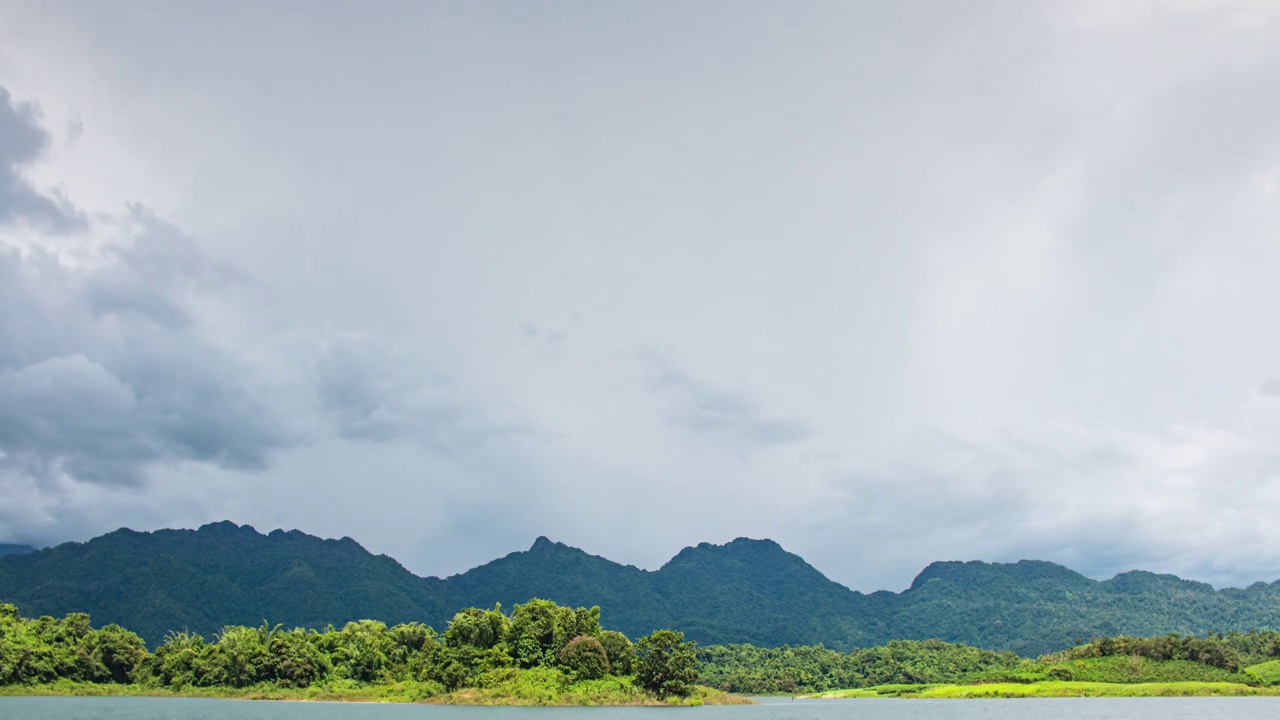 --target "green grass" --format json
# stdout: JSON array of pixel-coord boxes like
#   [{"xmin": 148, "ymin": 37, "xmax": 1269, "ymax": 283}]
[
  {"xmin": 812, "ymin": 681, "xmax": 1280, "ymax": 699},
  {"xmin": 1246, "ymin": 660, "xmax": 1280, "ymax": 687},
  {"xmin": 0, "ymin": 674, "xmax": 751, "ymax": 706}
]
